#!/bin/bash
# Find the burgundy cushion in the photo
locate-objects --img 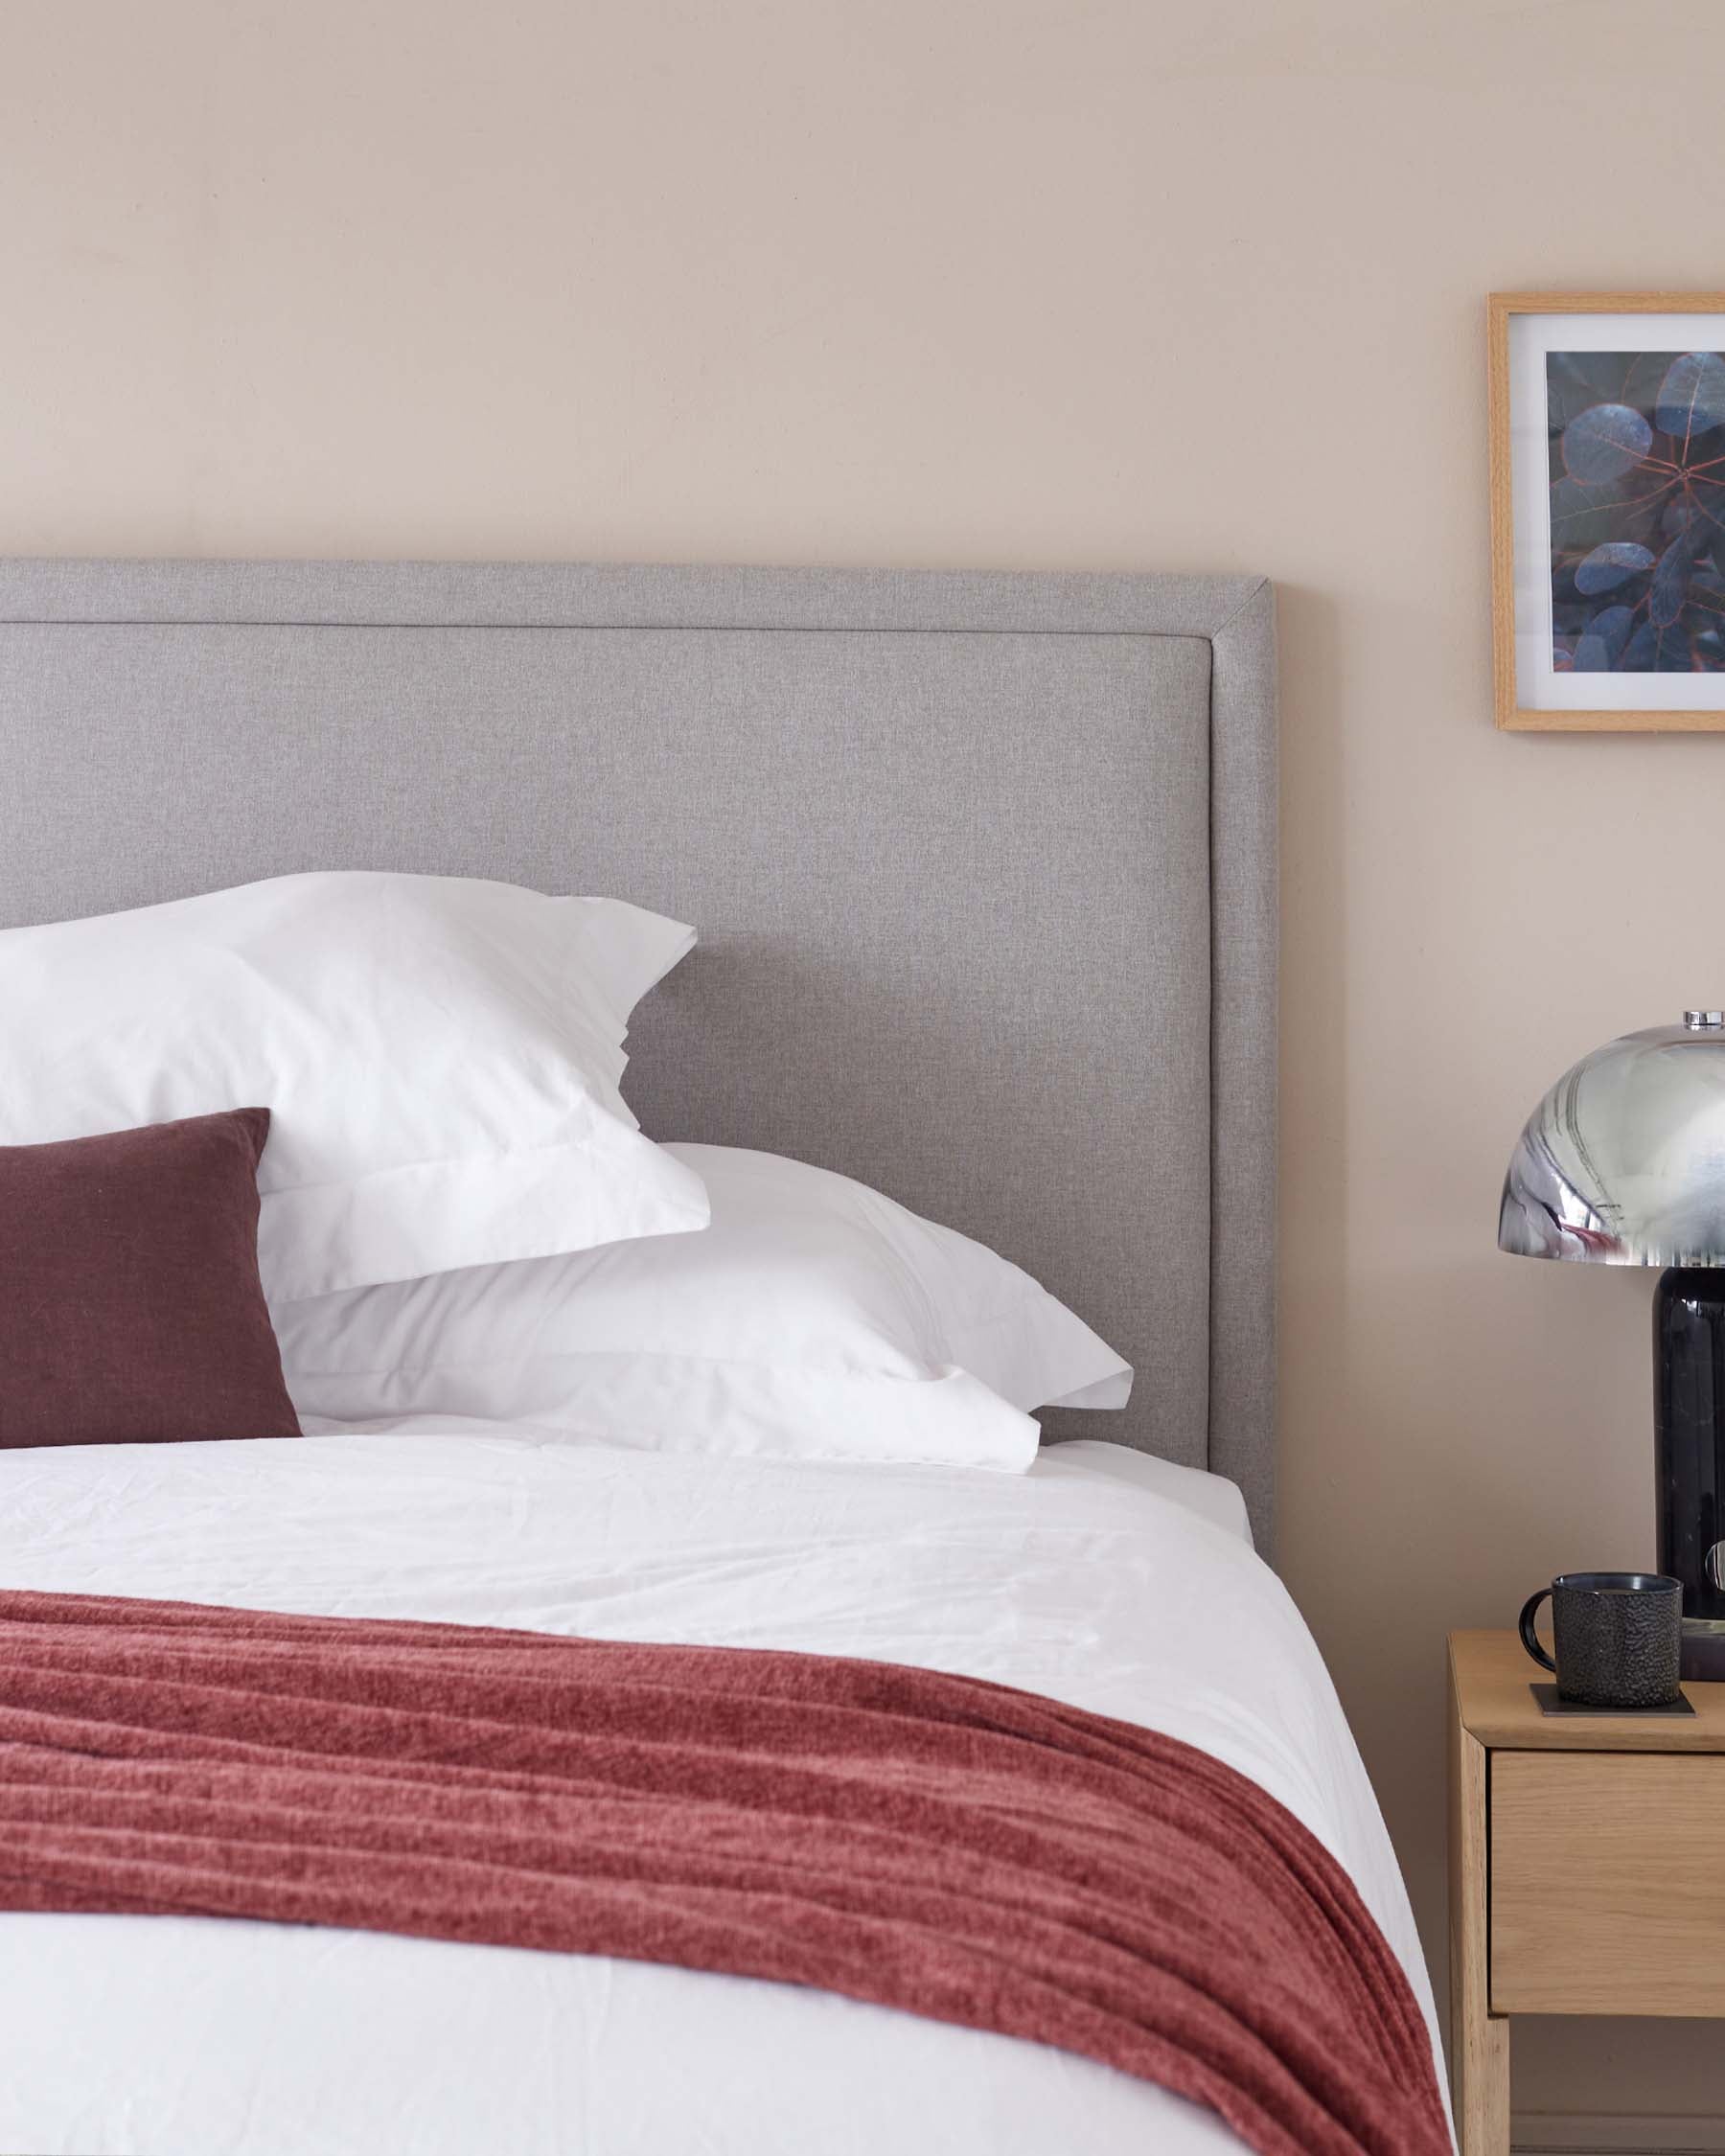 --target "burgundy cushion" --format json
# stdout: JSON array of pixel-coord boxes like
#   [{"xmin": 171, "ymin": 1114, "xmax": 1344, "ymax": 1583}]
[{"xmin": 0, "ymin": 1108, "xmax": 300, "ymax": 1448}]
